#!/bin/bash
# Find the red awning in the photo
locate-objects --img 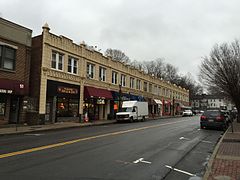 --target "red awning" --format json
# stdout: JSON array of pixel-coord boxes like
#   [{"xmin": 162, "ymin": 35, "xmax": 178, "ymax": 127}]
[
  {"xmin": 0, "ymin": 79, "xmax": 27, "ymax": 95},
  {"xmin": 84, "ymin": 86, "xmax": 112, "ymax": 99}
]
